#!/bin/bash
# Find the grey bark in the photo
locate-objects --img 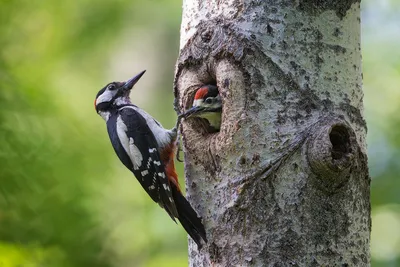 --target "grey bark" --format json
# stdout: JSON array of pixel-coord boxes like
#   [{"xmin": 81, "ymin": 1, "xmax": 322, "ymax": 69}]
[{"xmin": 174, "ymin": 0, "xmax": 369, "ymax": 266}]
